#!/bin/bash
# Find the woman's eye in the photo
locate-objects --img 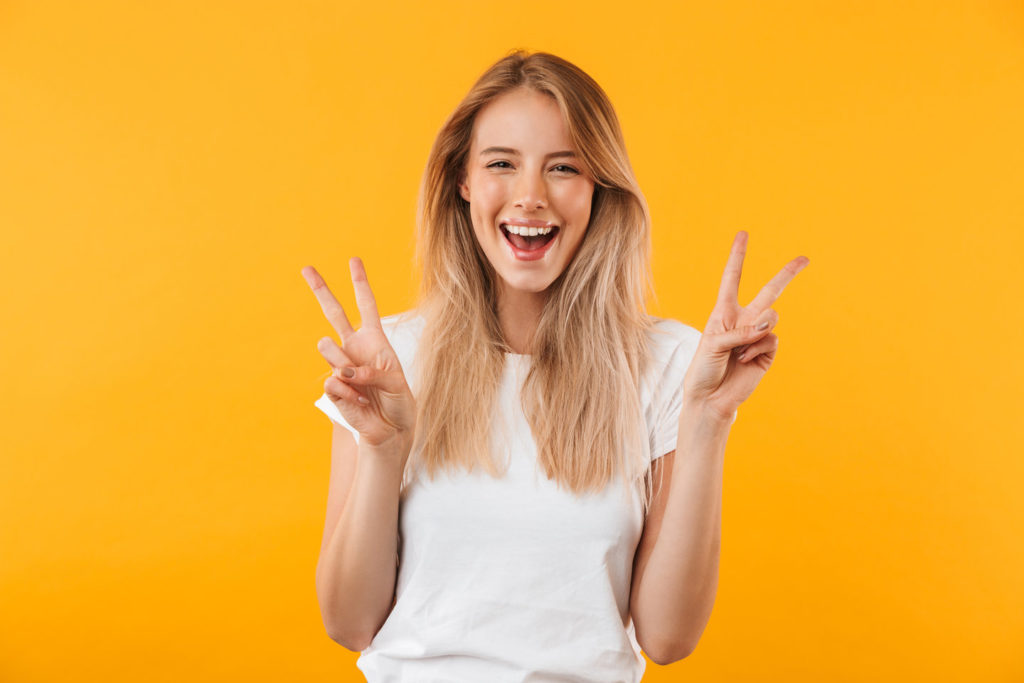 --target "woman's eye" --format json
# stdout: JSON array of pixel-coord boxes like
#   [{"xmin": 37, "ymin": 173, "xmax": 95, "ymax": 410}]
[{"xmin": 484, "ymin": 161, "xmax": 579, "ymax": 174}]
